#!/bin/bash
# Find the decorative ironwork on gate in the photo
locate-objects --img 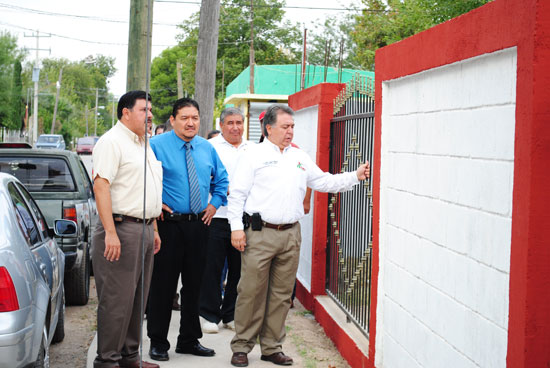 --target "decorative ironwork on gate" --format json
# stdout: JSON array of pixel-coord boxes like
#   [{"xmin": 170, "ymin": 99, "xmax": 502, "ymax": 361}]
[{"xmin": 326, "ymin": 73, "xmax": 374, "ymax": 337}]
